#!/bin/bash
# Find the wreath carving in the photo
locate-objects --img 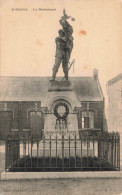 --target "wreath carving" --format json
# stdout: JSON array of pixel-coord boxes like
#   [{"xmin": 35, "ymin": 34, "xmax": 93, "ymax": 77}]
[{"xmin": 54, "ymin": 102, "xmax": 69, "ymax": 119}]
